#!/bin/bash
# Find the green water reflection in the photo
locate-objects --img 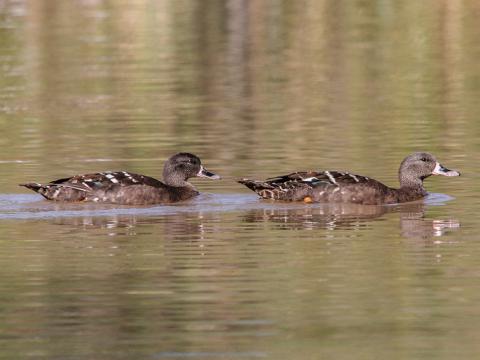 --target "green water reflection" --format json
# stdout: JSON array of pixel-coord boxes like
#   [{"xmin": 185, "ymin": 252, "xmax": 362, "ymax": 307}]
[{"xmin": 0, "ymin": 1, "xmax": 479, "ymax": 359}]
